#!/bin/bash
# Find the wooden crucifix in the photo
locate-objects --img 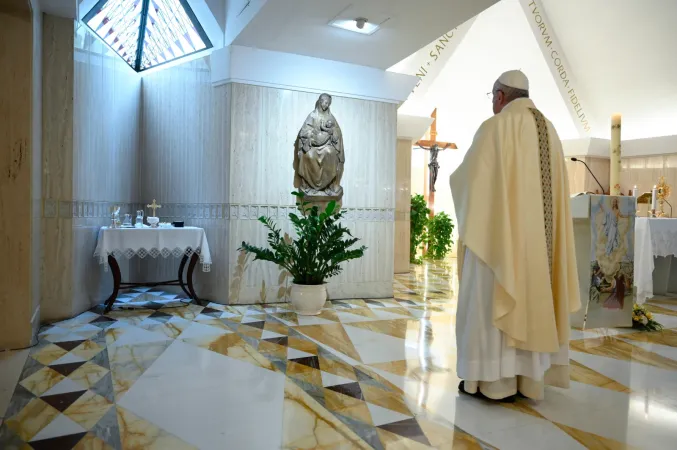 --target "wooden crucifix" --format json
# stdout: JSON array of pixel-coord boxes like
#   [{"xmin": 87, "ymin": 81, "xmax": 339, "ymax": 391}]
[{"xmin": 416, "ymin": 108, "xmax": 457, "ymax": 216}]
